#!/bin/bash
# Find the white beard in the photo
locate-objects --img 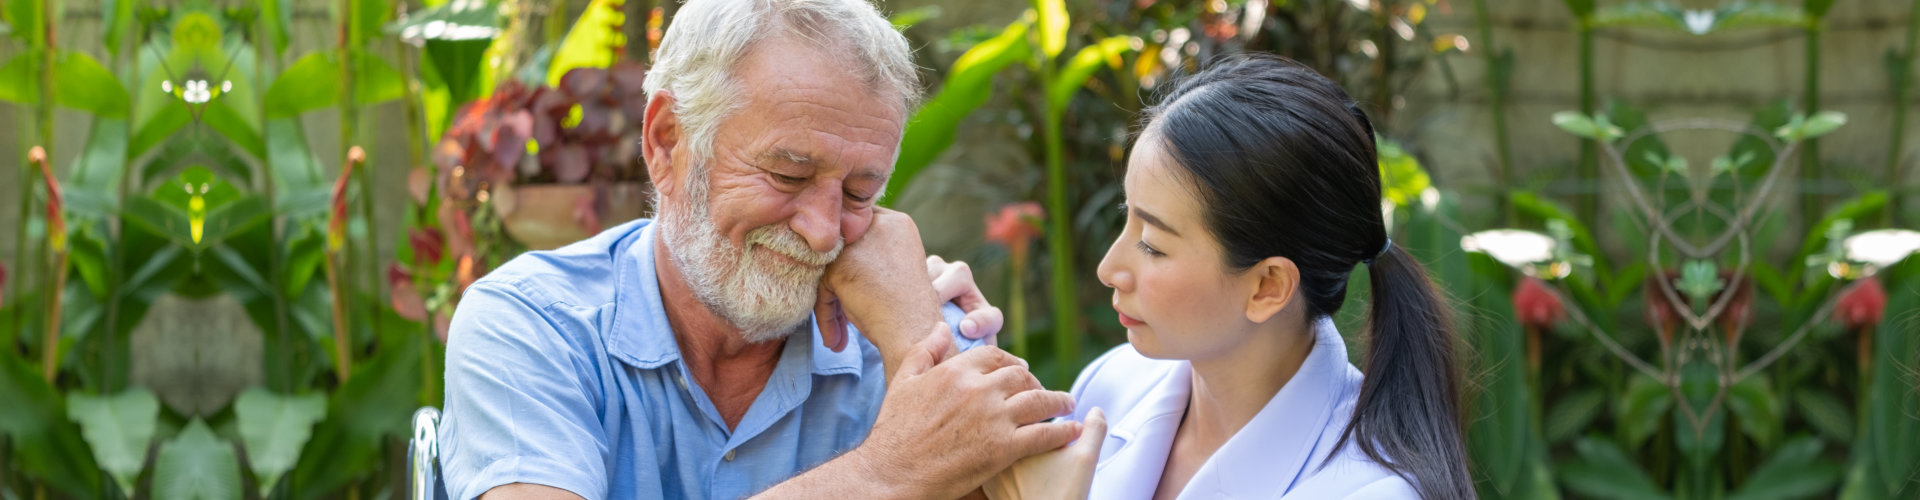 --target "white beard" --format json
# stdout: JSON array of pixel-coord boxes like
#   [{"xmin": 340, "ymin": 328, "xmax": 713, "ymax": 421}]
[{"xmin": 658, "ymin": 166, "xmax": 843, "ymax": 343}]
